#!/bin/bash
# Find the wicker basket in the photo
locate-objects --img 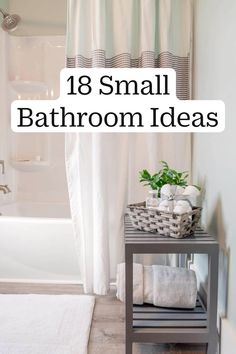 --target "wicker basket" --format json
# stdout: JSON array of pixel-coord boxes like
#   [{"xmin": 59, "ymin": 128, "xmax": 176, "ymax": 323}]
[{"xmin": 127, "ymin": 202, "xmax": 202, "ymax": 239}]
